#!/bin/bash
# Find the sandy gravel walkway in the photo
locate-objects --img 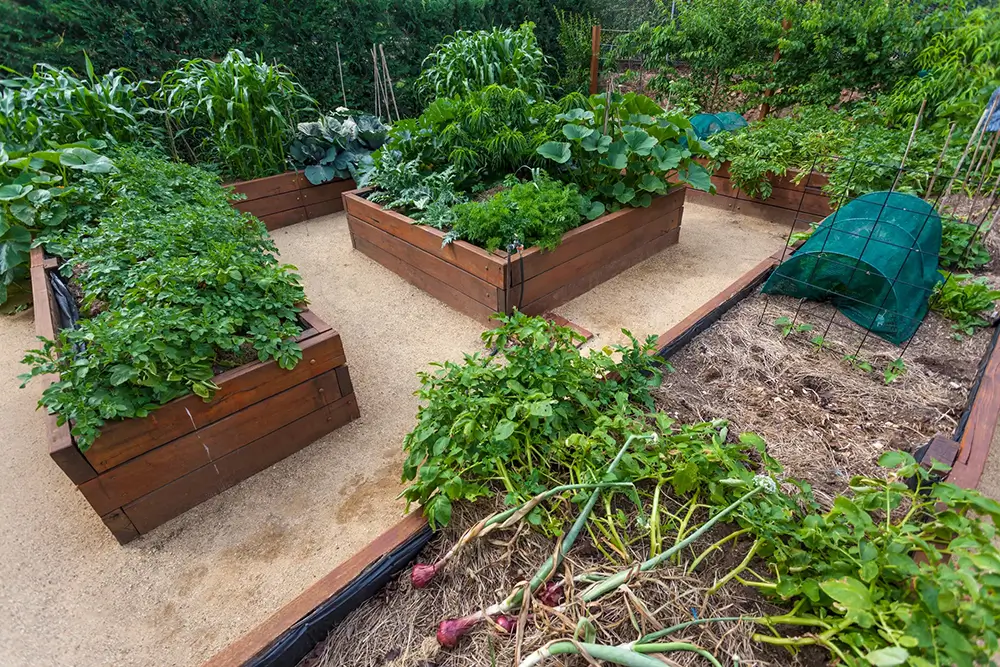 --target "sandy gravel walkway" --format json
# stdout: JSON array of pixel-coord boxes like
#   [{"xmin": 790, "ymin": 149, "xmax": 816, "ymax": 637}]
[{"xmin": 0, "ymin": 202, "xmax": 783, "ymax": 667}]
